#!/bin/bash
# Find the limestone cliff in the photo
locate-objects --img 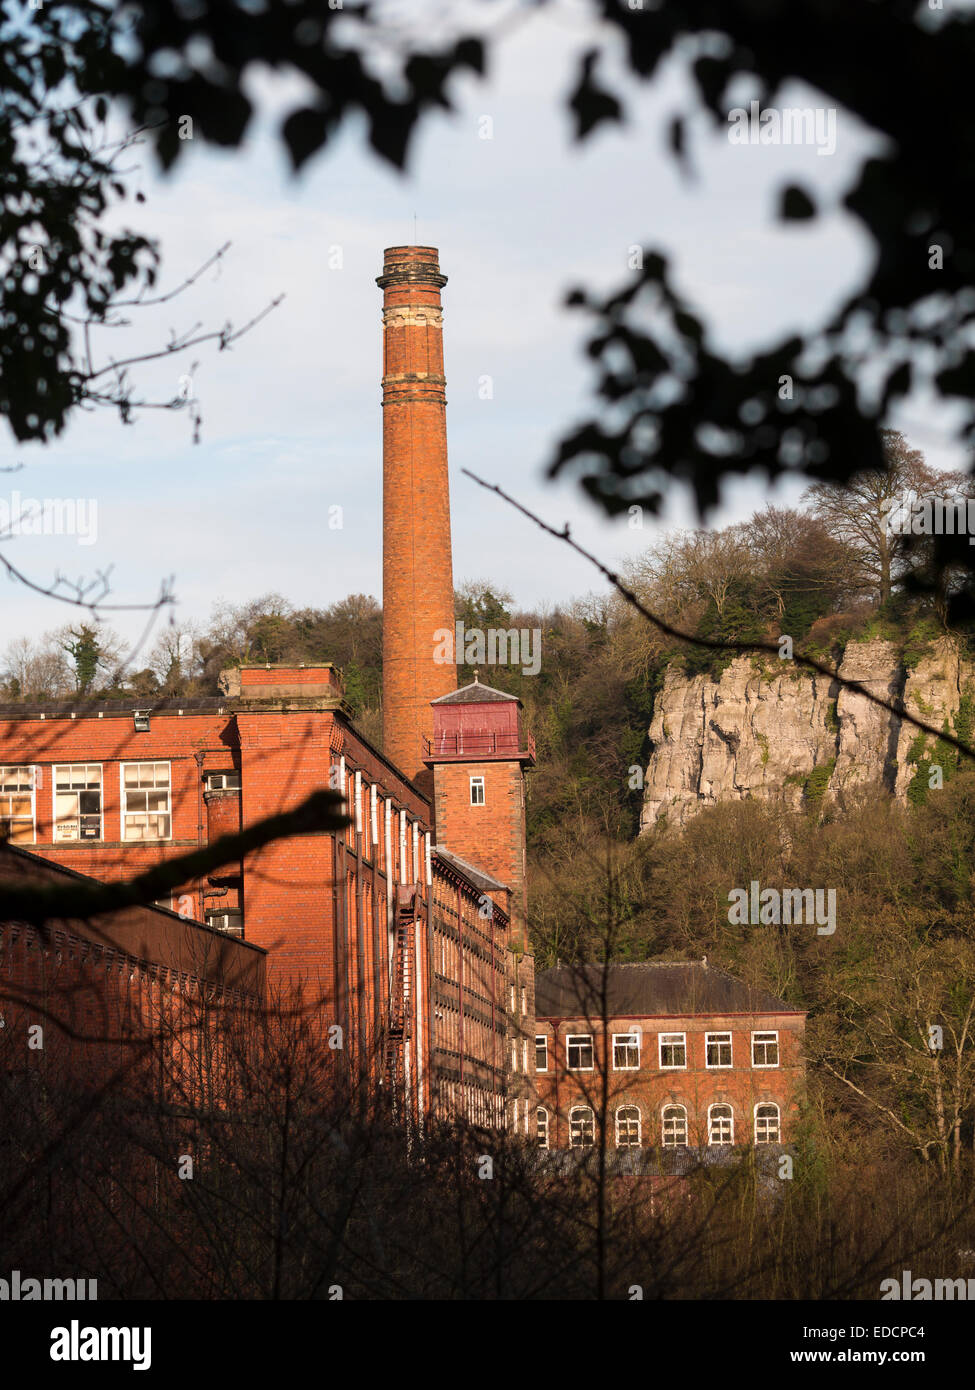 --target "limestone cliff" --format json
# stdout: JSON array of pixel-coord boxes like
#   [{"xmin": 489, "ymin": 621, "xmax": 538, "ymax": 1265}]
[{"xmin": 640, "ymin": 636, "xmax": 975, "ymax": 831}]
